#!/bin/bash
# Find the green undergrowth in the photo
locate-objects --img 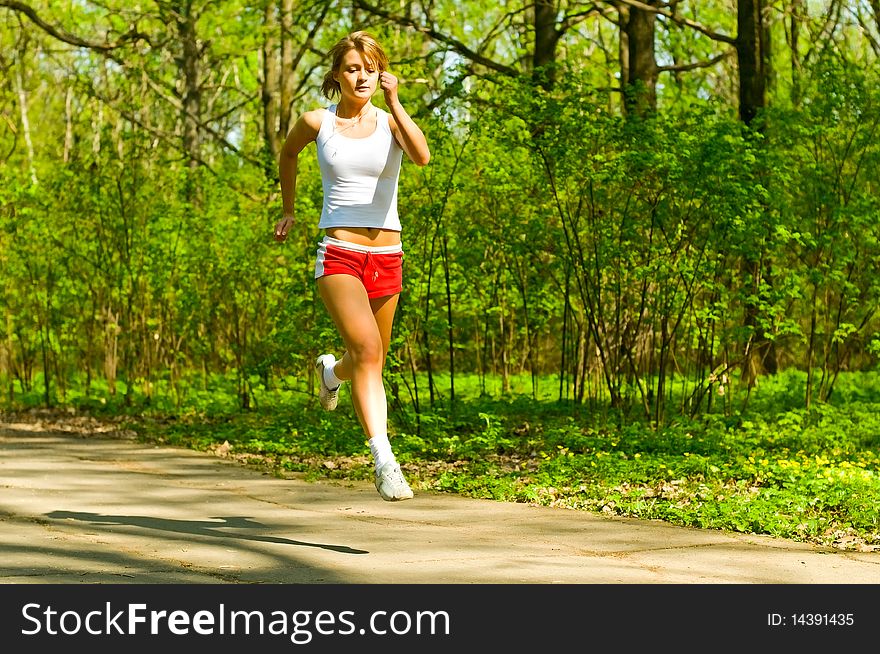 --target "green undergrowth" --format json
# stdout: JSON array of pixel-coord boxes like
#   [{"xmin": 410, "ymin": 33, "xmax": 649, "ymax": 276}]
[{"xmin": 3, "ymin": 369, "xmax": 879, "ymax": 552}]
